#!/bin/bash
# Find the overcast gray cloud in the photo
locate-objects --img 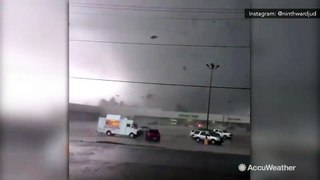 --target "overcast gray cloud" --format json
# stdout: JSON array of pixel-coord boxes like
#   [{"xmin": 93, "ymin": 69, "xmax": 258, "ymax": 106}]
[{"xmin": 69, "ymin": 0, "xmax": 251, "ymax": 116}]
